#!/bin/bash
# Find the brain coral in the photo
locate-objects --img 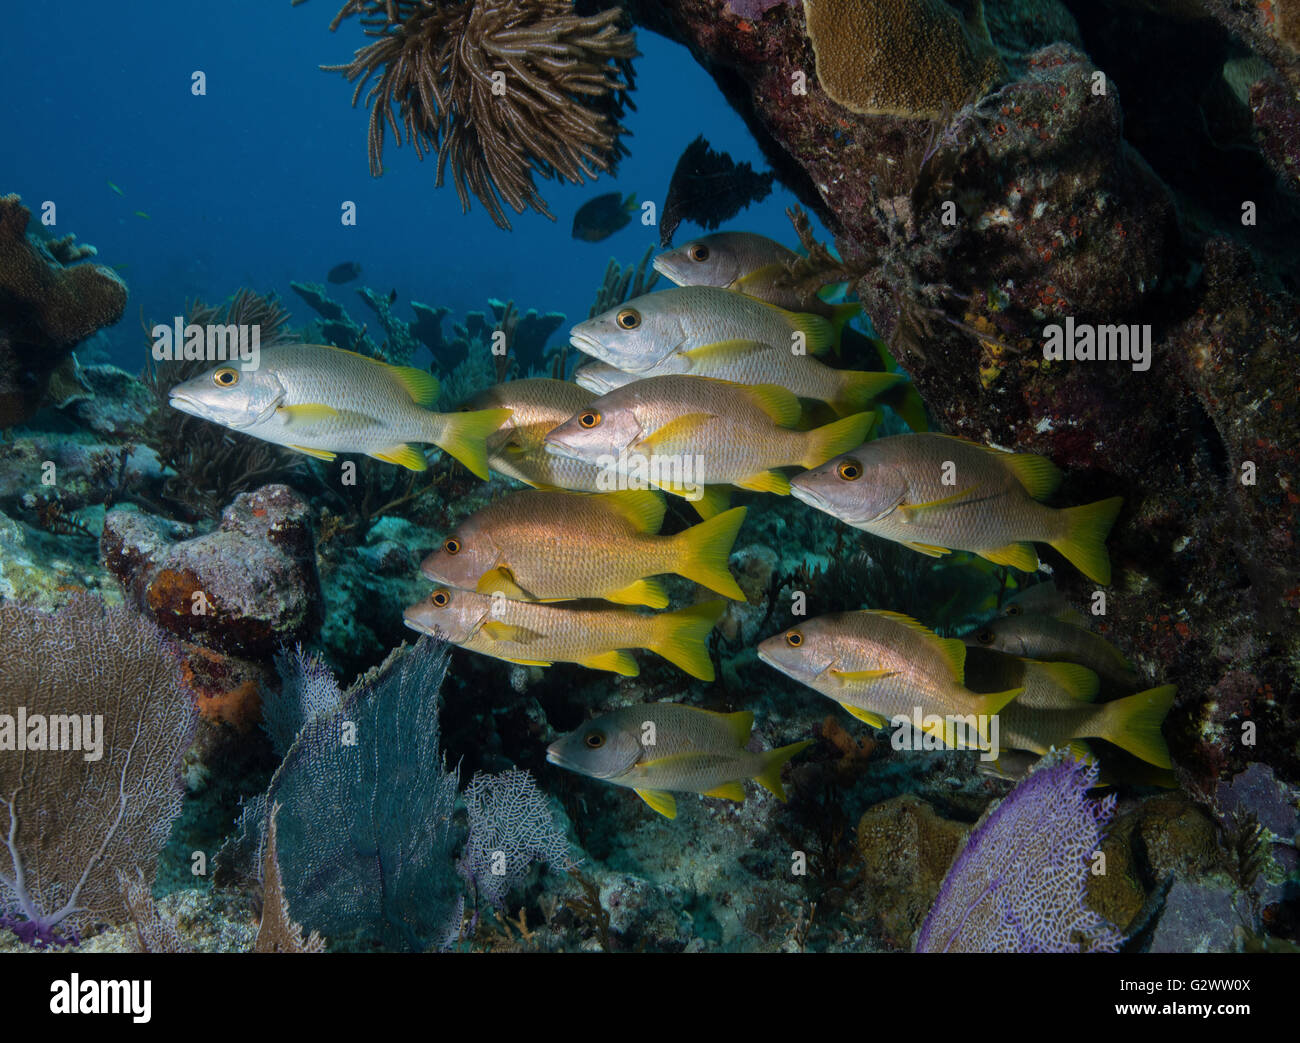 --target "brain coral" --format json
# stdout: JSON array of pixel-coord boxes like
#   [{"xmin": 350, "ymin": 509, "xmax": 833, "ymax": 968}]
[{"xmin": 803, "ymin": 0, "xmax": 1004, "ymax": 118}]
